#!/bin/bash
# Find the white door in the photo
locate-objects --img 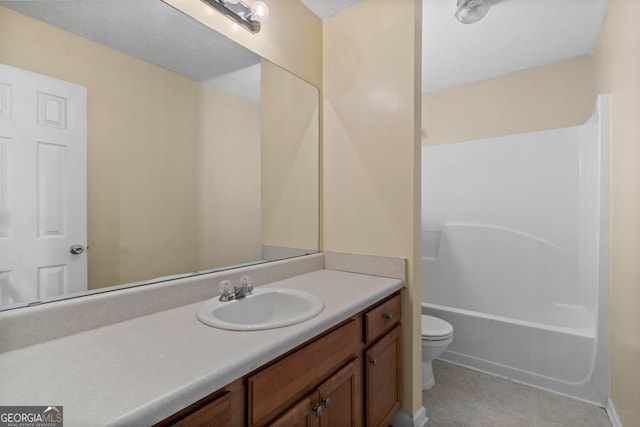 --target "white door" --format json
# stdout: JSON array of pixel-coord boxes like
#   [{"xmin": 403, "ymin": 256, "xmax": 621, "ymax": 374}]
[{"xmin": 0, "ymin": 64, "xmax": 87, "ymax": 308}]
